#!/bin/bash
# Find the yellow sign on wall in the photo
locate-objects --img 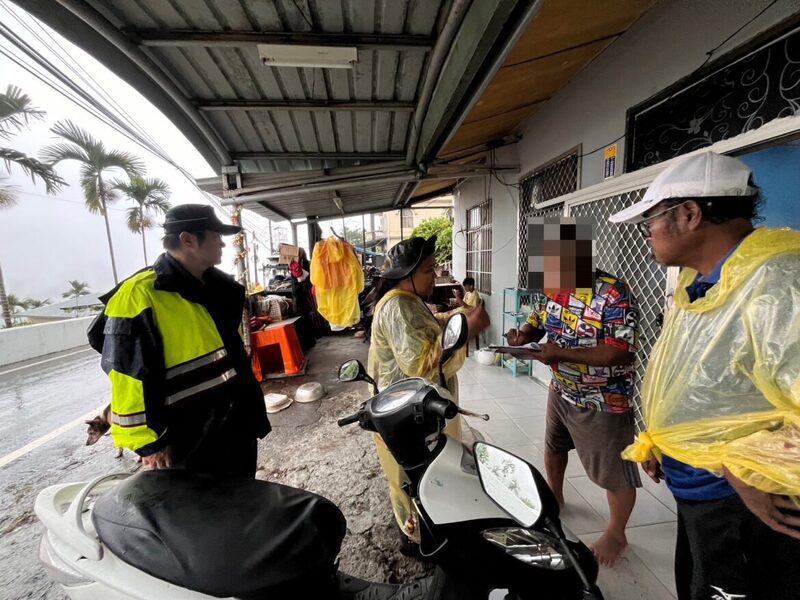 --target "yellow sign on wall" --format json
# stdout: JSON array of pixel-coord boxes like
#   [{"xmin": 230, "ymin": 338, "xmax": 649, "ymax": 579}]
[{"xmin": 604, "ymin": 144, "xmax": 617, "ymax": 179}]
